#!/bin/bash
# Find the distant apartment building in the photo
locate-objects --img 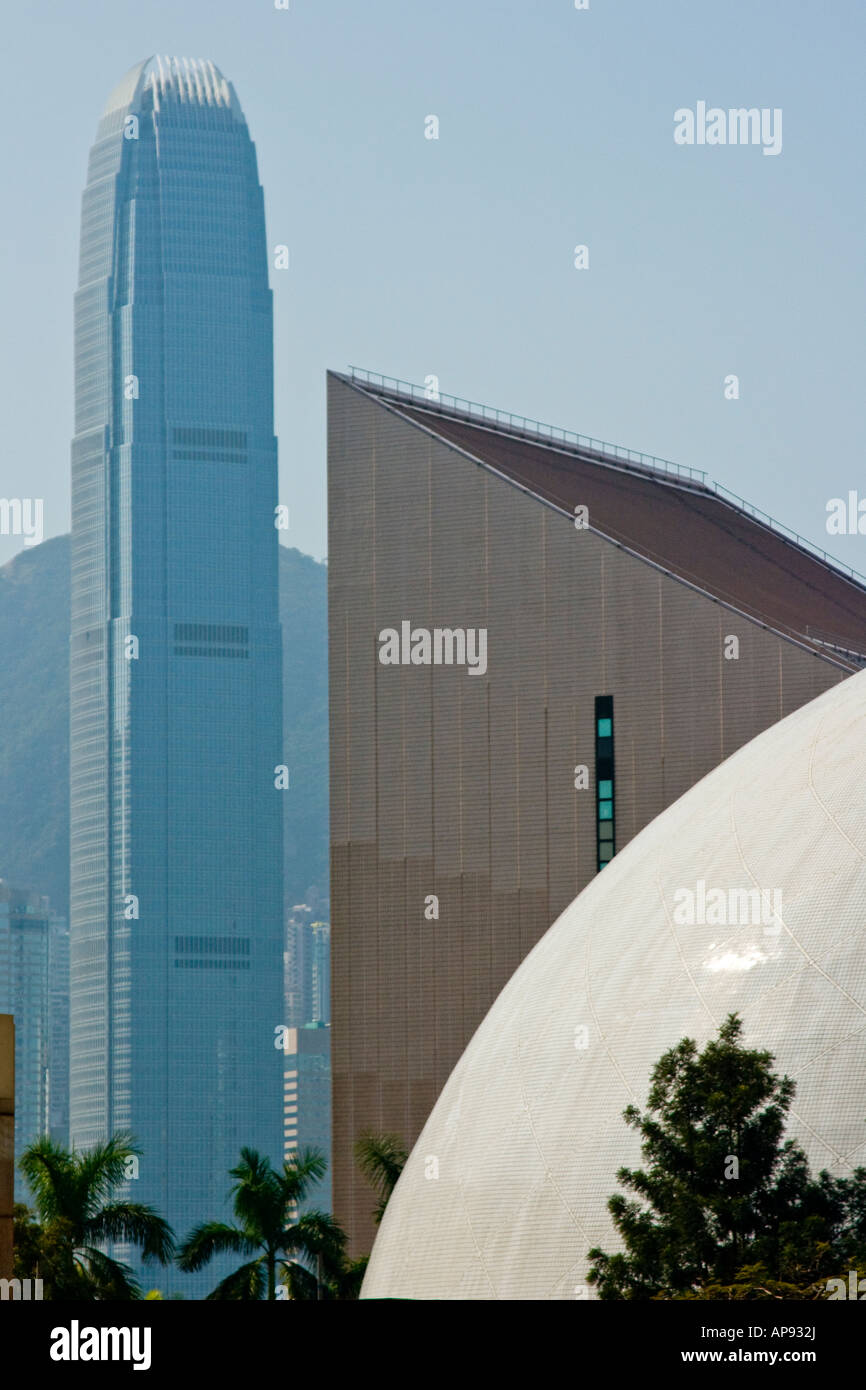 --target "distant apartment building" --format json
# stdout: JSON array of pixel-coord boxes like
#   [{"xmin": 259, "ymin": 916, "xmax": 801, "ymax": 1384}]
[
  {"xmin": 285, "ymin": 907, "xmax": 330, "ymax": 1029},
  {"xmin": 283, "ymin": 910, "xmax": 331, "ymax": 1210},
  {"xmin": 0, "ymin": 882, "xmax": 68, "ymax": 1197},
  {"xmin": 283, "ymin": 1022, "xmax": 331, "ymax": 1211},
  {"xmin": 327, "ymin": 368, "xmax": 866, "ymax": 1252}
]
